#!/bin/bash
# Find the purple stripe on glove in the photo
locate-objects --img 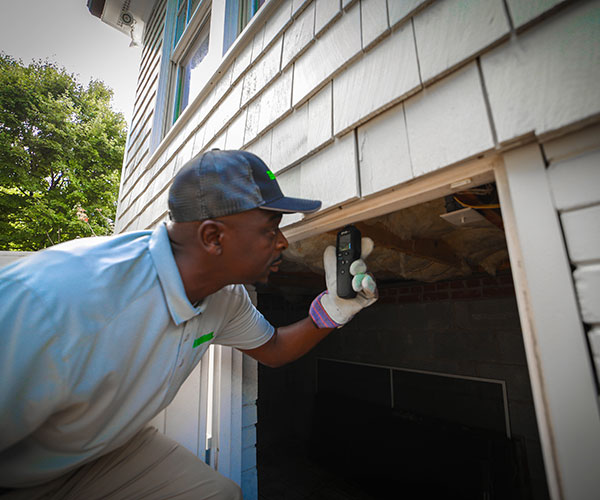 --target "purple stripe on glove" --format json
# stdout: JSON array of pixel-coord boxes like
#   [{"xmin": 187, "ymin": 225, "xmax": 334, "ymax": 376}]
[{"xmin": 309, "ymin": 291, "xmax": 340, "ymax": 329}]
